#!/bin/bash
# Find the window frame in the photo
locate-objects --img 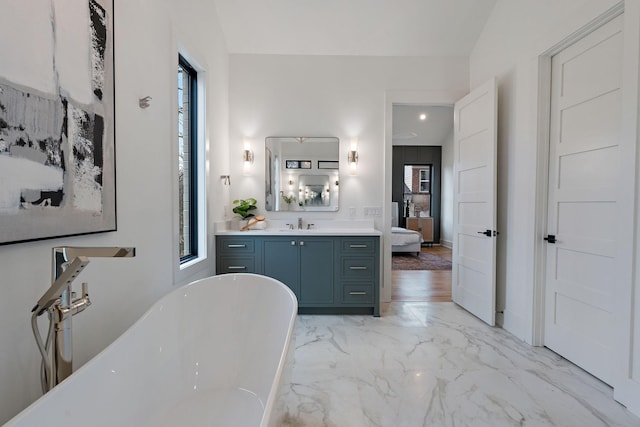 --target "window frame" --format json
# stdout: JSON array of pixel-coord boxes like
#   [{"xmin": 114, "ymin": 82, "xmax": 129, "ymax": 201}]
[
  {"xmin": 419, "ymin": 167, "xmax": 431, "ymax": 193},
  {"xmin": 178, "ymin": 55, "xmax": 199, "ymax": 264}
]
